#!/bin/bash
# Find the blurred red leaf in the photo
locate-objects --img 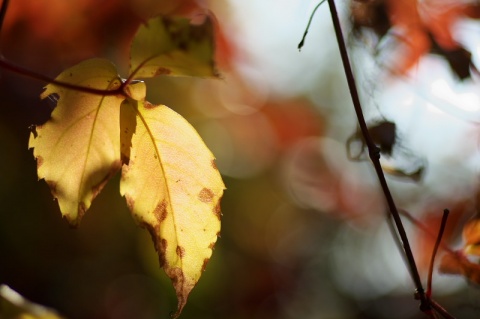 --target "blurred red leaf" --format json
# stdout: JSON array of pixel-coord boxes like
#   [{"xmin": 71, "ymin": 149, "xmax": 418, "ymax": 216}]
[
  {"xmin": 413, "ymin": 202, "xmax": 467, "ymax": 273},
  {"xmin": 439, "ymin": 250, "xmax": 480, "ymax": 285},
  {"xmin": 353, "ymin": 0, "xmax": 480, "ymax": 76},
  {"xmin": 3, "ymin": 0, "xmax": 141, "ymax": 67},
  {"xmin": 262, "ymin": 99, "xmax": 323, "ymax": 151},
  {"xmin": 463, "ymin": 217, "xmax": 480, "ymax": 247}
]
